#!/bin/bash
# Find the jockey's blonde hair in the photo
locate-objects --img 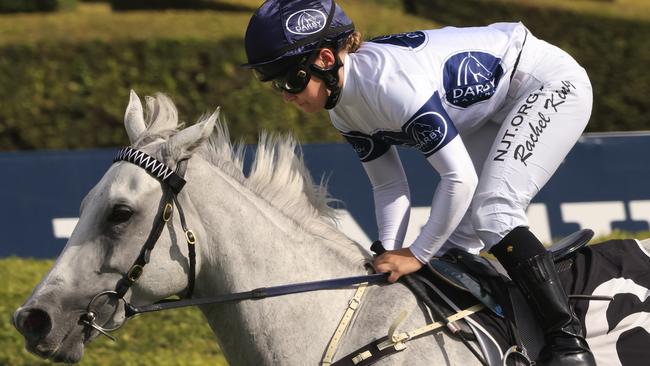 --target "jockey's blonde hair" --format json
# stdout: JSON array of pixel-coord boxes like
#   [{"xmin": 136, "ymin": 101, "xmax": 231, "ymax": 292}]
[{"xmin": 341, "ymin": 31, "xmax": 363, "ymax": 53}]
